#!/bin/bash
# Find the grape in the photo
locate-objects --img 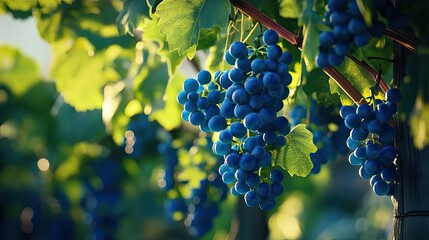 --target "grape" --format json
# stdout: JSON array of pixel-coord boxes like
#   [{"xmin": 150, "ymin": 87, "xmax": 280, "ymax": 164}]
[
  {"xmin": 251, "ymin": 58, "xmax": 266, "ymax": 73},
  {"xmin": 229, "ymin": 41, "xmax": 248, "ymax": 58},
  {"xmin": 340, "ymin": 105, "xmax": 355, "ymax": 118},
  {"xmin": 270, "ymin": 169, "xmax": 284, "ymax": 183},
  {"xmin": 263, "ymin": 29, "xmax": 279, "ymax": 45},
  {"xmin": 373, "ymin": 180, "xmax": 389, "ymax": 196},
  {"xmin": 244, "ymin": 112, "xmax": 263, "ymax": 131},
  {"xmin": 259, "ymin": 195, "xmax": 276, "ymax": 211},
  {"xmin": 183, "ymin": 78, "xmax": 199, "ymax": 93},
  {"xmin": 319, "ymin": 31, "xmax": 336, "ymax": 49},
  {"xmin": 267, "ymin": 44, "xmax": 282, "ymax": 60},
  {"xmin": 244, "ymin": 190, "xmax": 261, "ymax": 207},
  {"xmin": 197, "ymin": 70, "xmax": 212, "ymax": 85},
  {"xmin": 386, "ymin": 88, "xmax": 402, "ymax": 103},
  {"xmin": 279, "ymin": 52, "xmax": 293, "ymax": 65},
  {"xmin": 225, "ymin": 50, "xmax": 237, "ymax": 65},
  {"xmin": 208, "ymin": 115, "xmax": 227, "ymax": 132},
  {"xmin": 356, "ymin": 103, "xmax": 372, "ymax": 118}
]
